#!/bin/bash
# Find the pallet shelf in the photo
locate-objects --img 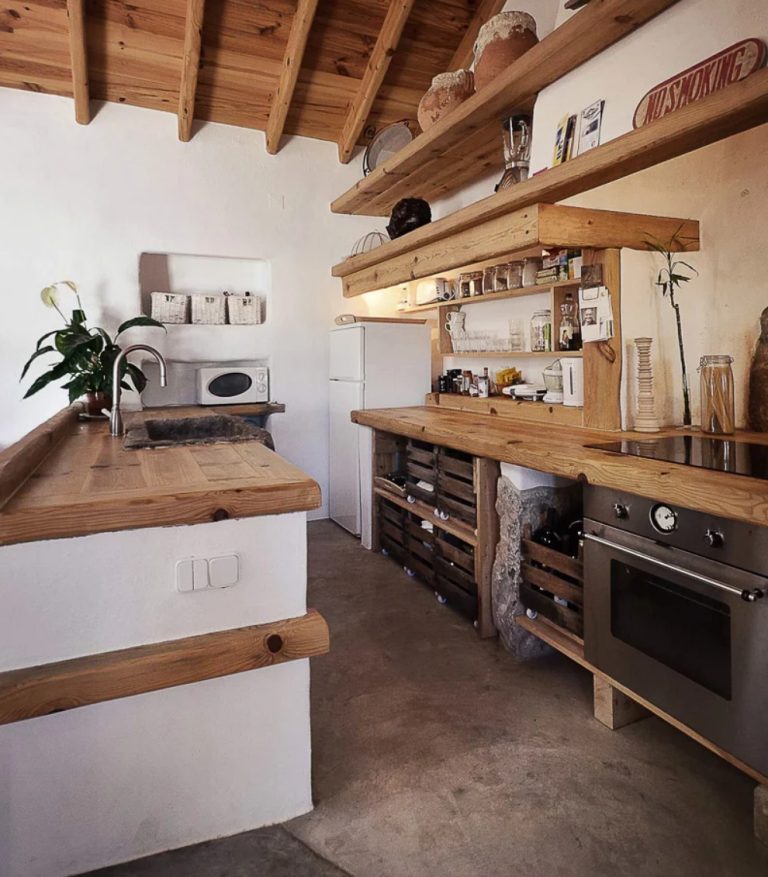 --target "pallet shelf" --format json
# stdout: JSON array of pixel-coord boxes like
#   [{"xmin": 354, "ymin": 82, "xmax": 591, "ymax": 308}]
[
  {"xmin": 444, "ymin": 351, "xmax": 582, "ymax": 359},
  {"xmin": 332, "ymin": 62, "xmax": 768, "ymax": 221},
  {"xmin": 331, "ymin": 0, "xmax": 683, "ymax": 216},
  {"xmin": 427, "ymin": 392, "xmax": 585, "ymax": 428}
]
